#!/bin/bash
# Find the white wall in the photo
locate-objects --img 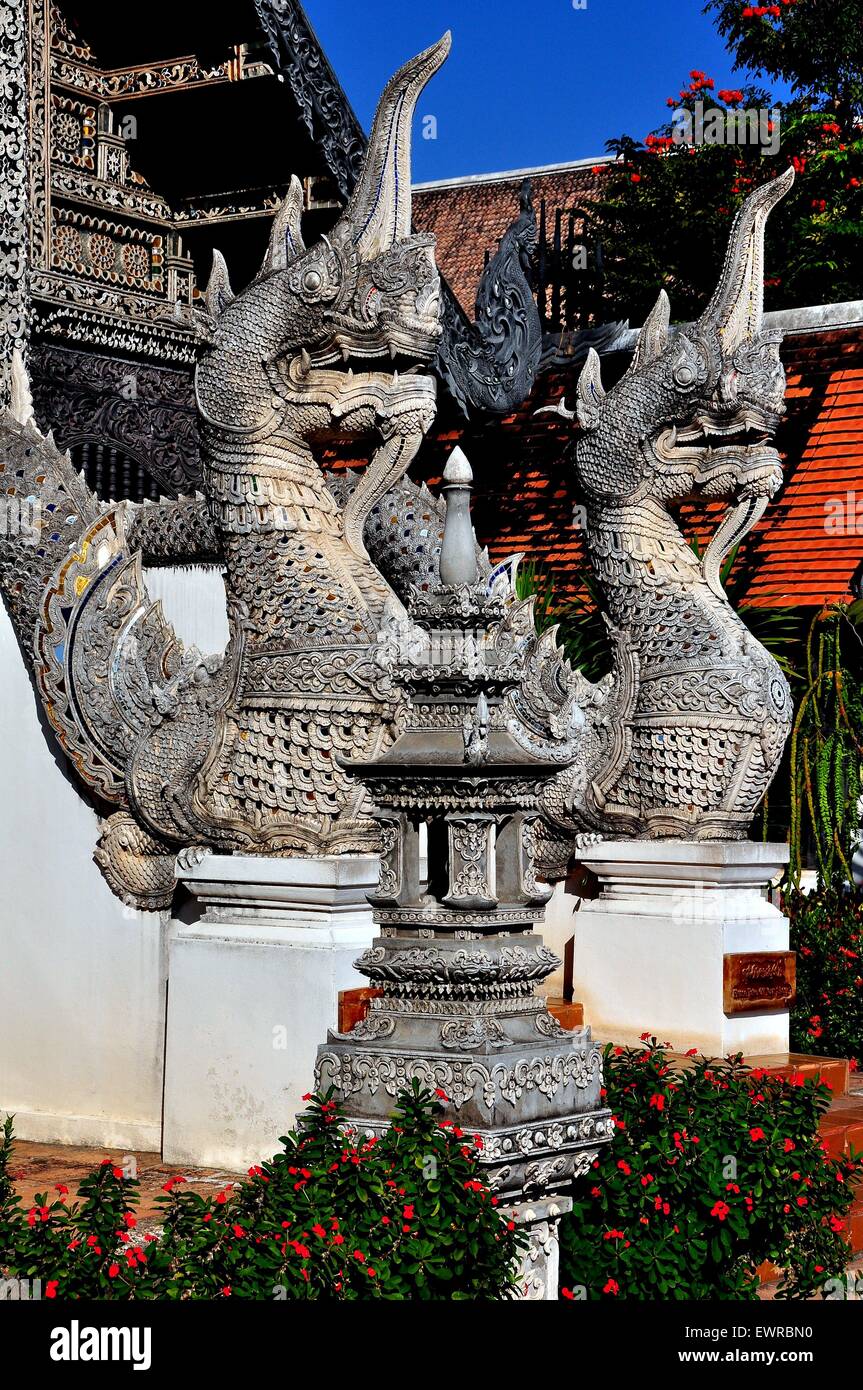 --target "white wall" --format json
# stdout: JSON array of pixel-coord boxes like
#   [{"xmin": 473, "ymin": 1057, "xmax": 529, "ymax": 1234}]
[
  {"xmin": 143, "ymin": 564, "xmax": 230, "ymax": 655},
  {"xmin": 0, "ymin": 567, "xmax": 229, "ymax": 1150}
]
